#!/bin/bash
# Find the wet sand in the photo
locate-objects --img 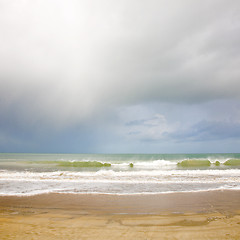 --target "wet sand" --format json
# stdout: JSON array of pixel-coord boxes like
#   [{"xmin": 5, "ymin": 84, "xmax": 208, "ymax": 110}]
[{"xmin": 1, "ymin": 190, "xmax": 240, "ymax": 239}]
